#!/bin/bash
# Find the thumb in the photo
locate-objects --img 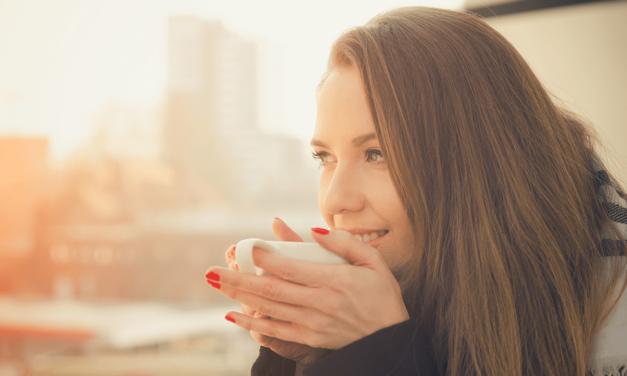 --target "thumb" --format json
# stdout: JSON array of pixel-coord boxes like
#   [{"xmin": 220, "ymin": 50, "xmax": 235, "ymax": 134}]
[{"xmin": 272, "ymin": 218, "xmax": 304, "ymax": 242}]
